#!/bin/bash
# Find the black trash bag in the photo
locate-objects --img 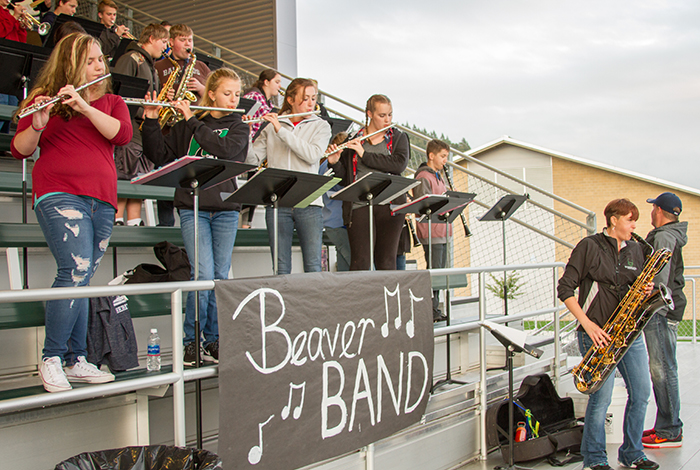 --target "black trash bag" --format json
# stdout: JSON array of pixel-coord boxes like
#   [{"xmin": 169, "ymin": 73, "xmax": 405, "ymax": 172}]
[
  {"xmin": 125, "ymin": 241, "xmax": 191, "ymax": 284},
  {"xmin": 55, "ymin": 445, "xmax": 222, "ymax": 470}
]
